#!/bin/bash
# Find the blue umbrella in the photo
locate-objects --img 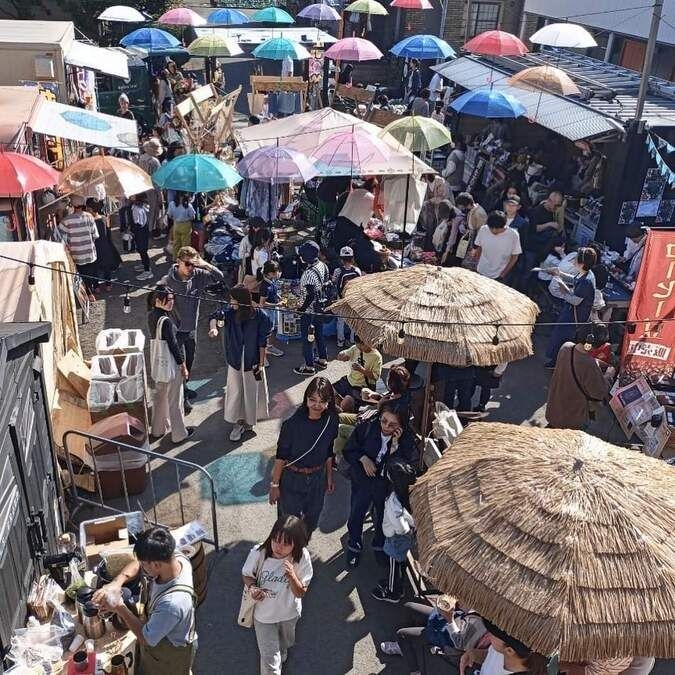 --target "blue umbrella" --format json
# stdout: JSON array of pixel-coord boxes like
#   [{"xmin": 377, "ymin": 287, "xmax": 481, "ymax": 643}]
[
  {"xmin": 252, "ymin": 37, "xmax": 311, "ymax": 60},
  {"xmin": 251, "ymin": 7, "xmax": 295, "ymax": 23},
  {"xmin": 120, "ymin": 27, "xmax": 180, "ymax": 51},
  {"xmin": 152, "ymin": 154, "xmax": 242, "ymax": 193},
  {"xmin": 390, "ymin": 34, "xmax": 455, "ymax": 60},
  {"xmin": 207, "ymin": 8, "xmax": 250, "ymax": 25},
  {"xmin": 450, "ymin": 88, "xmax": 527, "ymax": 118}
]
